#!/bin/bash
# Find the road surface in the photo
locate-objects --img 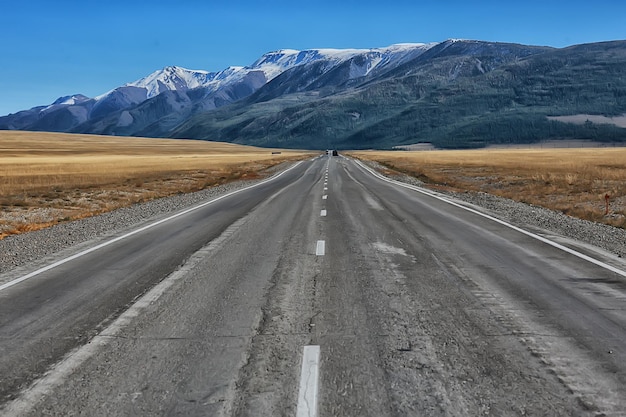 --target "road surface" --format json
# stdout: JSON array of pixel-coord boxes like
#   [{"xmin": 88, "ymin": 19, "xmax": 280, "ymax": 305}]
[{"xmin": 0, "ymin": 155, "xmax": 624, "ymax": 416}]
